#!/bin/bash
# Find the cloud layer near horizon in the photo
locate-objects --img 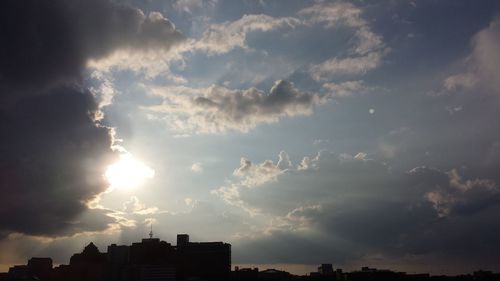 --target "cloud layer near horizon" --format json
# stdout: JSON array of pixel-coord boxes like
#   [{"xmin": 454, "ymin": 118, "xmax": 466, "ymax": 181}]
[{"xmin": 214, "ymin": 151, "xmax": 500, "ymax": 269}]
